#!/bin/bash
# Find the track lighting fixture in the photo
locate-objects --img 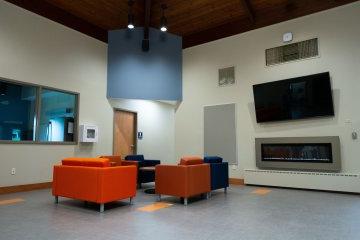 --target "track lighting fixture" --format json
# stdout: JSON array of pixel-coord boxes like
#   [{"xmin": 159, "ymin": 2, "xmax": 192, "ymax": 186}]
[
  {"xmin": 0, "ymin": 83, "xmax": 7, "ymax": 96},
  {"xmin": 124, "ymin": 1, "xmax": 170, "ymax": 51},
  {"xmin": 127, "ymin": 0, "xmax": 135, "ymax": 29},
  {"xmin": 160, "ymin": 4, "xmax": 167, "ymax": 32}
]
